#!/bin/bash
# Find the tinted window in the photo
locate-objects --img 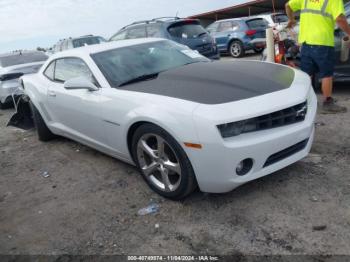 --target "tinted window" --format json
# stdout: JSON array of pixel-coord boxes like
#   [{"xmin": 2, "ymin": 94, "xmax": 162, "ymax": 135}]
[
  {"xmin": 54, "ymin": 58, "xmax": 93, "ymax": 82},
  {"xmin": 168, "ymin": 22, "xmax": 206, "ymax": 39},
  {"xmin": 206, "ymin": 22, "xmax": 219, "ymax": 33},
  {"xmin": 126, "ymin": 26, "xmax": 147, "ymax": 39},
  {"xmin": 111, "ymin": 31, "xmax": 127, "ymax": 41},
  {"xmin": 272, "ymin": 14, "xmax": 288, "ymax": 23},
  {"xmin": 44, "ymin": 61, "xmax": 55, "ymax": 80},
  {"xmin": 246, "ymin": 18, "xmax": 268, "ymax": 29},
  {"xmin": 0, "ymin": 52, "xmax": 48, "ymax": 67},
  {"xmin": 73, "ymin": 37, "xmax": 105, "ymax": 48},
  {"xmin": 146, "ymin": 23, "xmax": 162, "ymax": 37},
  {"xmin": 218, "ymin": 21, "xmax": 233, "ymax": 32},
  {"xmin": 91, "ymin": 40, "xmax": 209, "ymax": 88},
  {"xmin": 231, "ymin": 22, "xmax": 240, "ymax": 31}
]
